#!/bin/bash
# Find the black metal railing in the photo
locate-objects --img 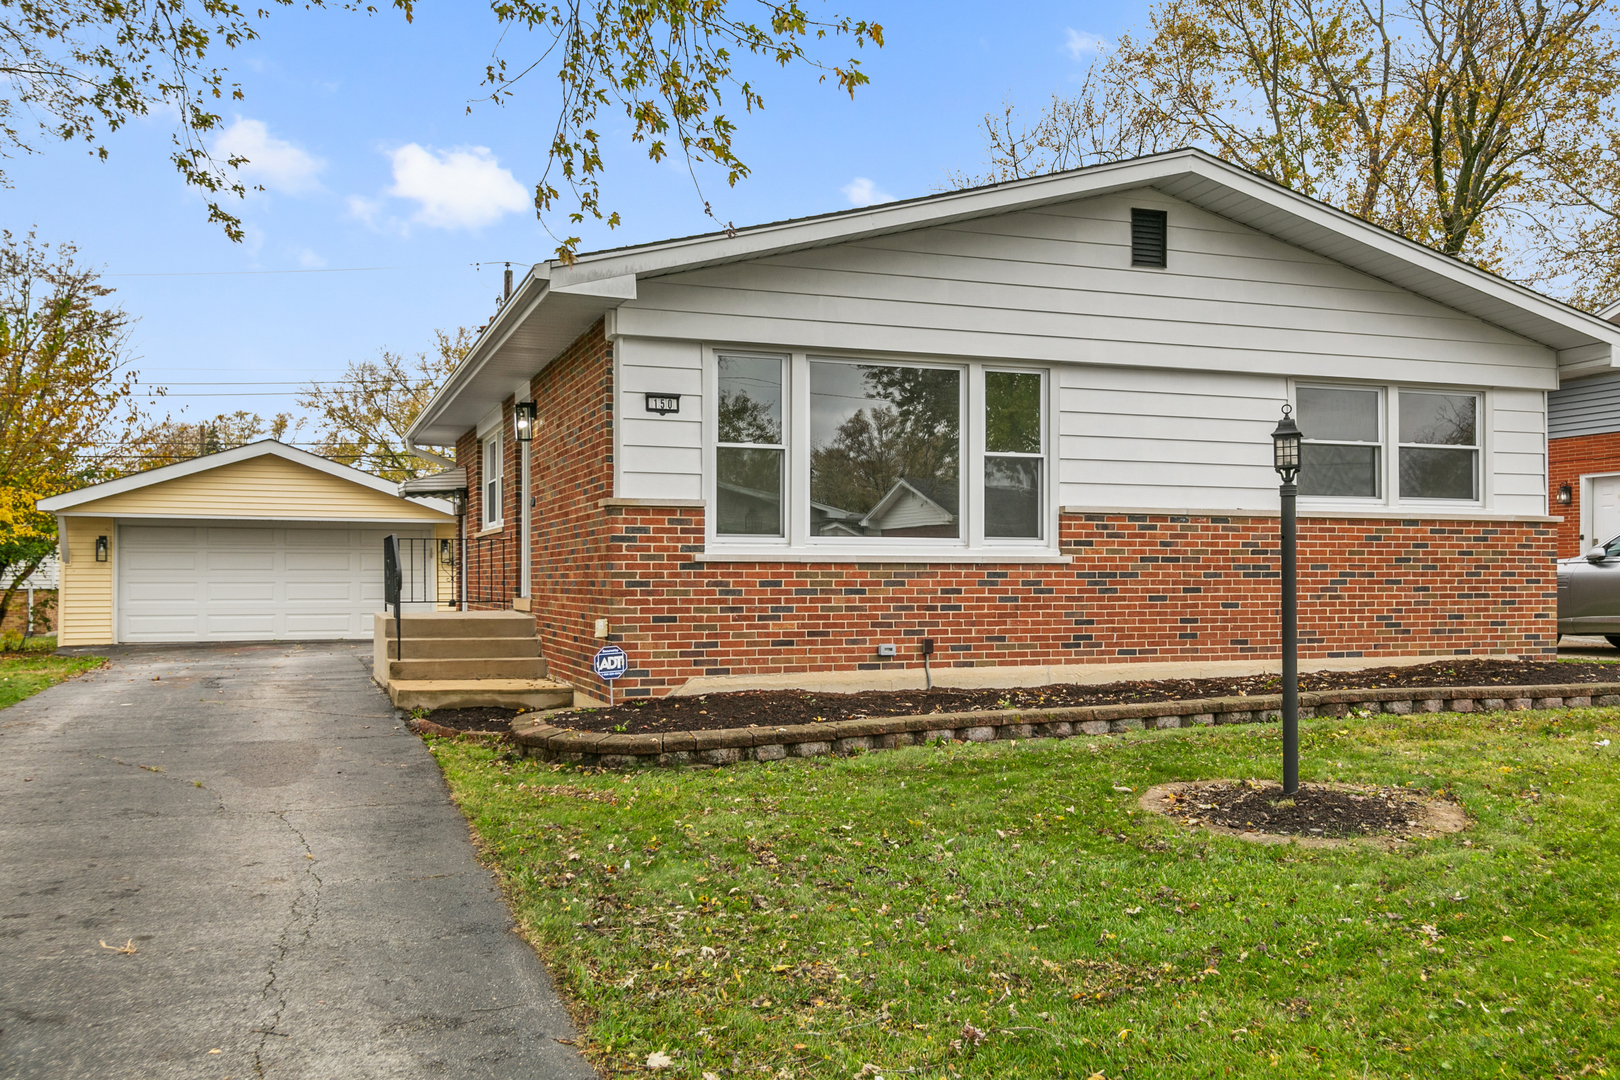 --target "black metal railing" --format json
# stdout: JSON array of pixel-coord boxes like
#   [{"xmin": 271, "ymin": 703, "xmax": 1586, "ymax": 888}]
[
  {"xmin": 385, "ymin": 533, "xmax": 519, "ymax": 613},
  {"xmin": 463, "ymin": 532, "xmax": 520, "ymax": 606}
]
